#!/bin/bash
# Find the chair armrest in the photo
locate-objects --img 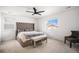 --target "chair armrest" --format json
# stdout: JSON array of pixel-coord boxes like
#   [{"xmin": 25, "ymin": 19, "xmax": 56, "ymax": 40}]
[{"xmin": 65, "ymin": 36, "xmax": 72, "ymax": 38}]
